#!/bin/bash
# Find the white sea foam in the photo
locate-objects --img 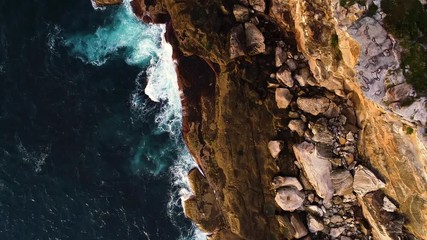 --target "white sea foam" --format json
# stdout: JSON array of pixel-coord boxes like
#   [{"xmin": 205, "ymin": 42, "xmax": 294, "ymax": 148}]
[{"xmin": 66, "ymin": 1, "xmax": 204, "ymax": 238}]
